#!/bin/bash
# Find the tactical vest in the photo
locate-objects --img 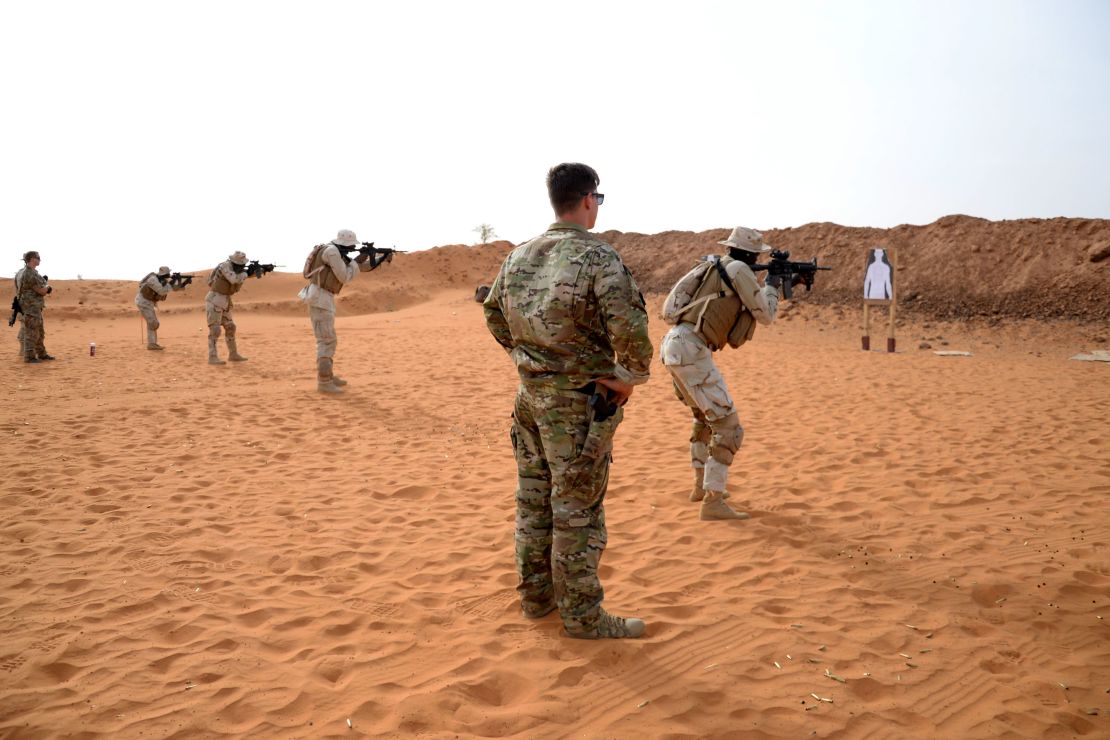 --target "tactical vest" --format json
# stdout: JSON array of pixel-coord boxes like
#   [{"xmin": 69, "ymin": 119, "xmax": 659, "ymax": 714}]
[
  {"xmin": 139, "ymin": 273, "xmax": 166, "ymax": 302},
  {"xmin": 678, "ymin": 256, "xmax": 757, "ymax": 351},
  {"xmin": 208, "ymin": 264, "xmax": 243, "ymax": 296},
  {"xmin": 305, "ymin": 245, "xmax": 344, "ymax": 294}
]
